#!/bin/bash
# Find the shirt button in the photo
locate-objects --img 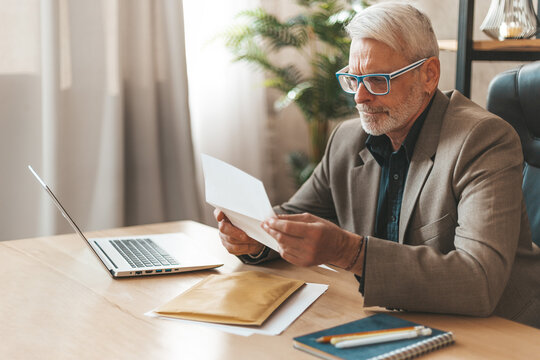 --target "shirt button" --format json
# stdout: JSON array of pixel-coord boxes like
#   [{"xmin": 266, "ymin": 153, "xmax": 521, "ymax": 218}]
[
  {"xmin": 391, "ymin": 215, "xmax": 396, "ymax": 222},
  {"xmin": 393, "ymin": 174, "xmax": 399, "ymax": 180}
]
